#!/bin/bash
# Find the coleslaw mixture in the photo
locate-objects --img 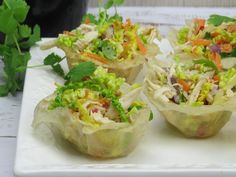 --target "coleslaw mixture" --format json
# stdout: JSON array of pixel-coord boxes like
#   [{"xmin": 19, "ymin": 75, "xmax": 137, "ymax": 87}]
[
  {"xmin": 49, "ymin": 66, "xmax": 151, "ymax": 125},
  {"xmin": 174, "ymin": 15, "xmax": 236, "ymax": 69},
  {"xmin": 56, "ymin": 10, "xmax": 158, "ymax": 65},
  {"xmin": 145, "ymin": 59, "xmax": 236, "ymax": 106}
]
